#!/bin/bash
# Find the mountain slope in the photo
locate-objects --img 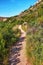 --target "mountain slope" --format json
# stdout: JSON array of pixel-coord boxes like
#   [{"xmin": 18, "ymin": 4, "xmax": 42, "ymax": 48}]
[
  {"xmin": 0, "ymin": 0, "xmax": 43, "ymax": 65},
  {"xmin": 0, "ymin": 0, "xmax": 43, "ymax": 24},
  {"xmin": 26, "ymin": 0, "xmax": 43, "ymax": 65},
  {"xmin": 2, "ymin": 0, "xmax": 43, "ymax": 24}
]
